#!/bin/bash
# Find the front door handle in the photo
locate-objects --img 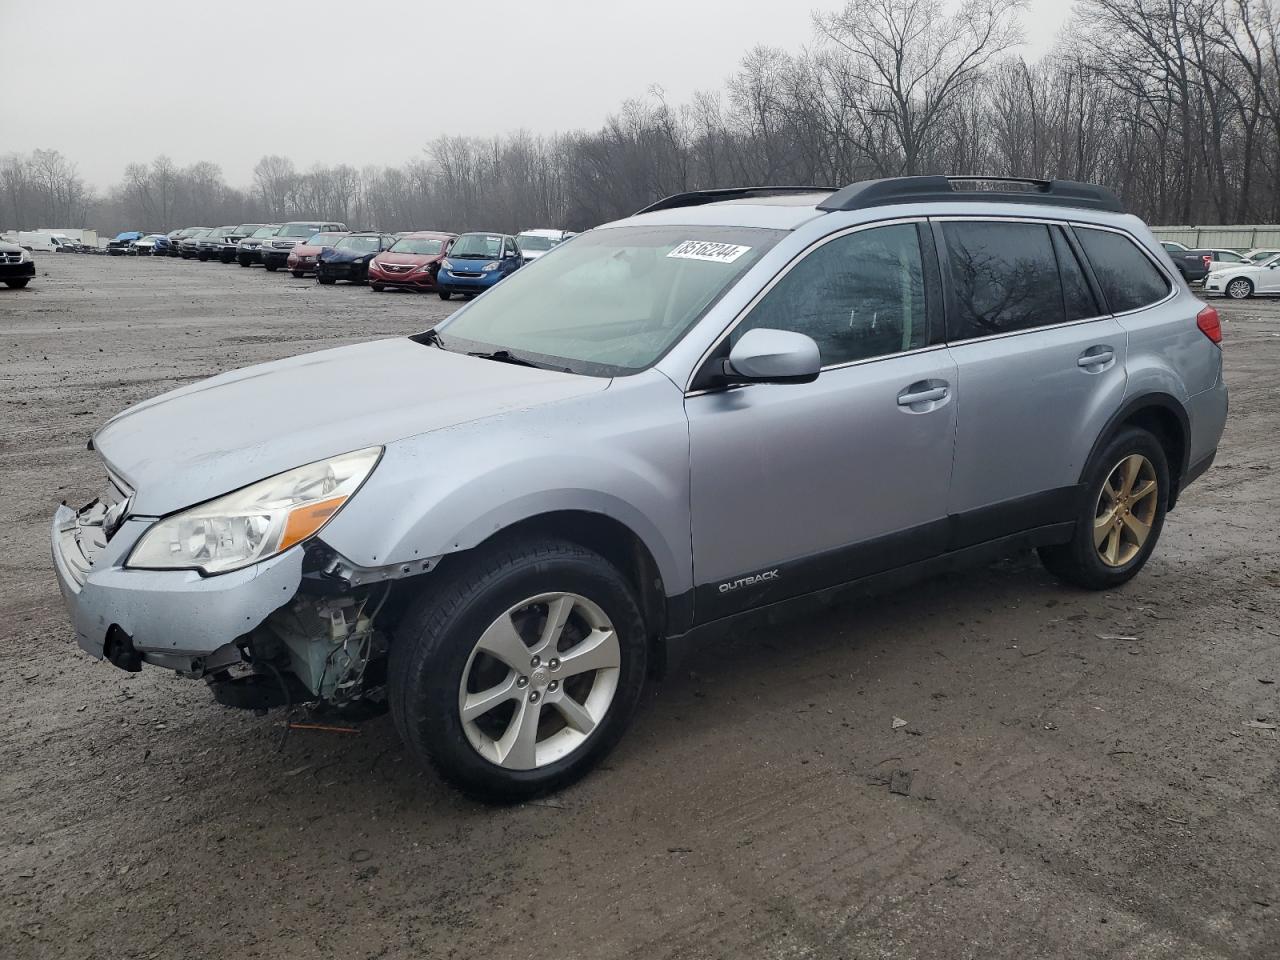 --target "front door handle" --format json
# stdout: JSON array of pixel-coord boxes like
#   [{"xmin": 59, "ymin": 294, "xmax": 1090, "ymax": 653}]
[
  {"xmin": 897, "ymin": 380, "xmax": 950, "ymax": 411},
  {"xmin": 1077, "ymin": 346, "xmax": 1115, "ymax": 370}
]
